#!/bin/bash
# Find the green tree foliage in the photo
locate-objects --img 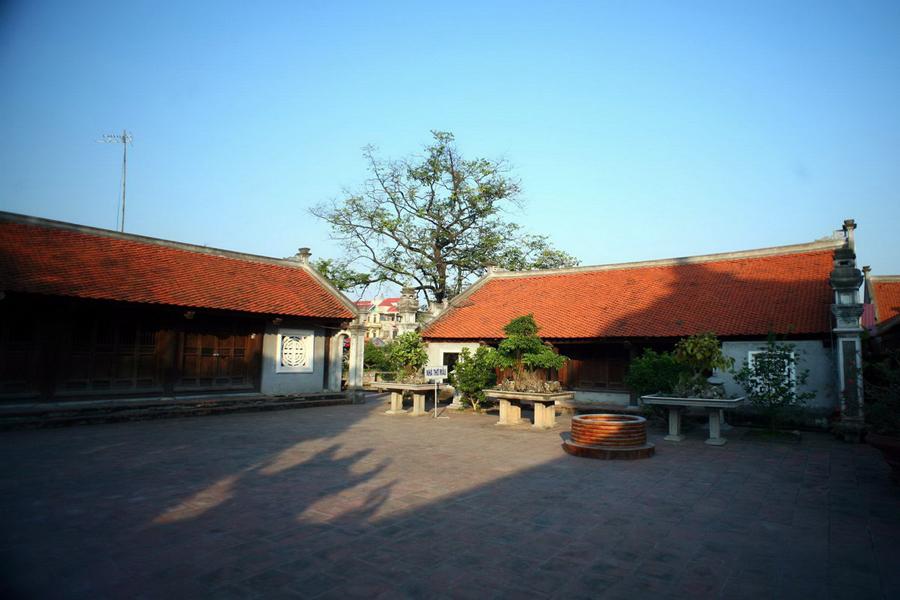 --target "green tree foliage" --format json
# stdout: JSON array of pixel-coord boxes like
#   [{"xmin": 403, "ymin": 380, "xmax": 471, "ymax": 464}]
[
  {"xmin": 388, "ymin": 332, "xmax": 428, "ymax": 379},
  {"xmin": 732, "ymin": 332, "xmax": 816, "ymax": 433},
  {"xmin": 311, "ymin": 258, "xmax": 373, "ymax": 293},
  {"xmin": 491, "ymin": 315, "xmax": 567, "ymax": 387},
  {"xmin": 363, "ymin": 342, "xmax": 393, "ymax": 371},
  {"xmin": 450, "ymin": 346, "xmax": 497, "ymax": 411},
  {"xmin": 674, "ymin": 331, "xmax": 734, "ymax": 379},
  {"xmin": 671, "ymin": 331, "xmax": 734, "ymax": 397},
  {"xmin": 623, "ymin": 349, "xmax": 690, "ymax": 396},
  {"xmin": 310, "ymin": 131, "xmax": 579, "ymax": 303}
]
